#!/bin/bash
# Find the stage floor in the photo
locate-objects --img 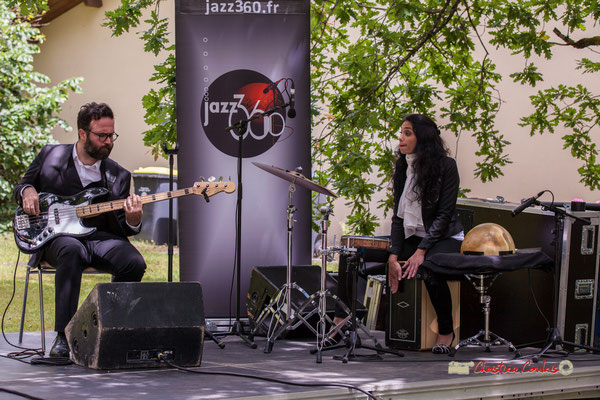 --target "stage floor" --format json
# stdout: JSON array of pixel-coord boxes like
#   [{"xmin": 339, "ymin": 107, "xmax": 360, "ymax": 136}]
[{"xmin": 2, "ymin": 329, "xmax": 600, "ymax": 400}]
